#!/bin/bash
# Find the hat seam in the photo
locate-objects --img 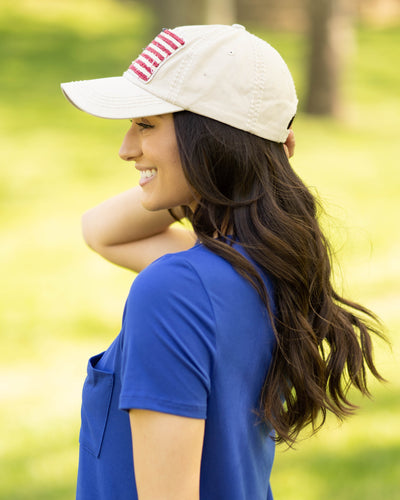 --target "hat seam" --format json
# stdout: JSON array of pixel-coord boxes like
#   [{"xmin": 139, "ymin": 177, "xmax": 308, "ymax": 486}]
[
  {"xmin": 246, "ymin": 36, "xmax": 261, "ymax": 132},
  {"xmin": 167, "ymin": 28, "xmax": 224, "ymax": 106},
  {"xmin": 166, "ymin": 36, "xmax": 196, "ymax": 104}
]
